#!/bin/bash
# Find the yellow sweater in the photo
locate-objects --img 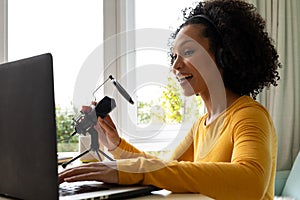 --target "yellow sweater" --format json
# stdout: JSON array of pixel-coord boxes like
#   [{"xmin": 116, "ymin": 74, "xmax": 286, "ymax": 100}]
[{"xmin": 110, "ymin": 96, "xmax": 277, "ymax": 200}]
